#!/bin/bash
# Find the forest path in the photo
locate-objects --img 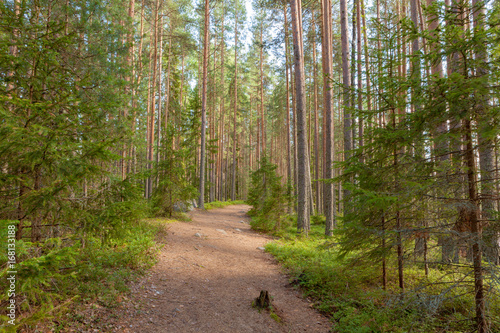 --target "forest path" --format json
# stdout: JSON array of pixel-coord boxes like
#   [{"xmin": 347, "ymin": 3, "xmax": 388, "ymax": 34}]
[{"xmin": 112, "ymin": 204, "xmax": 332, "ymax": 333}]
